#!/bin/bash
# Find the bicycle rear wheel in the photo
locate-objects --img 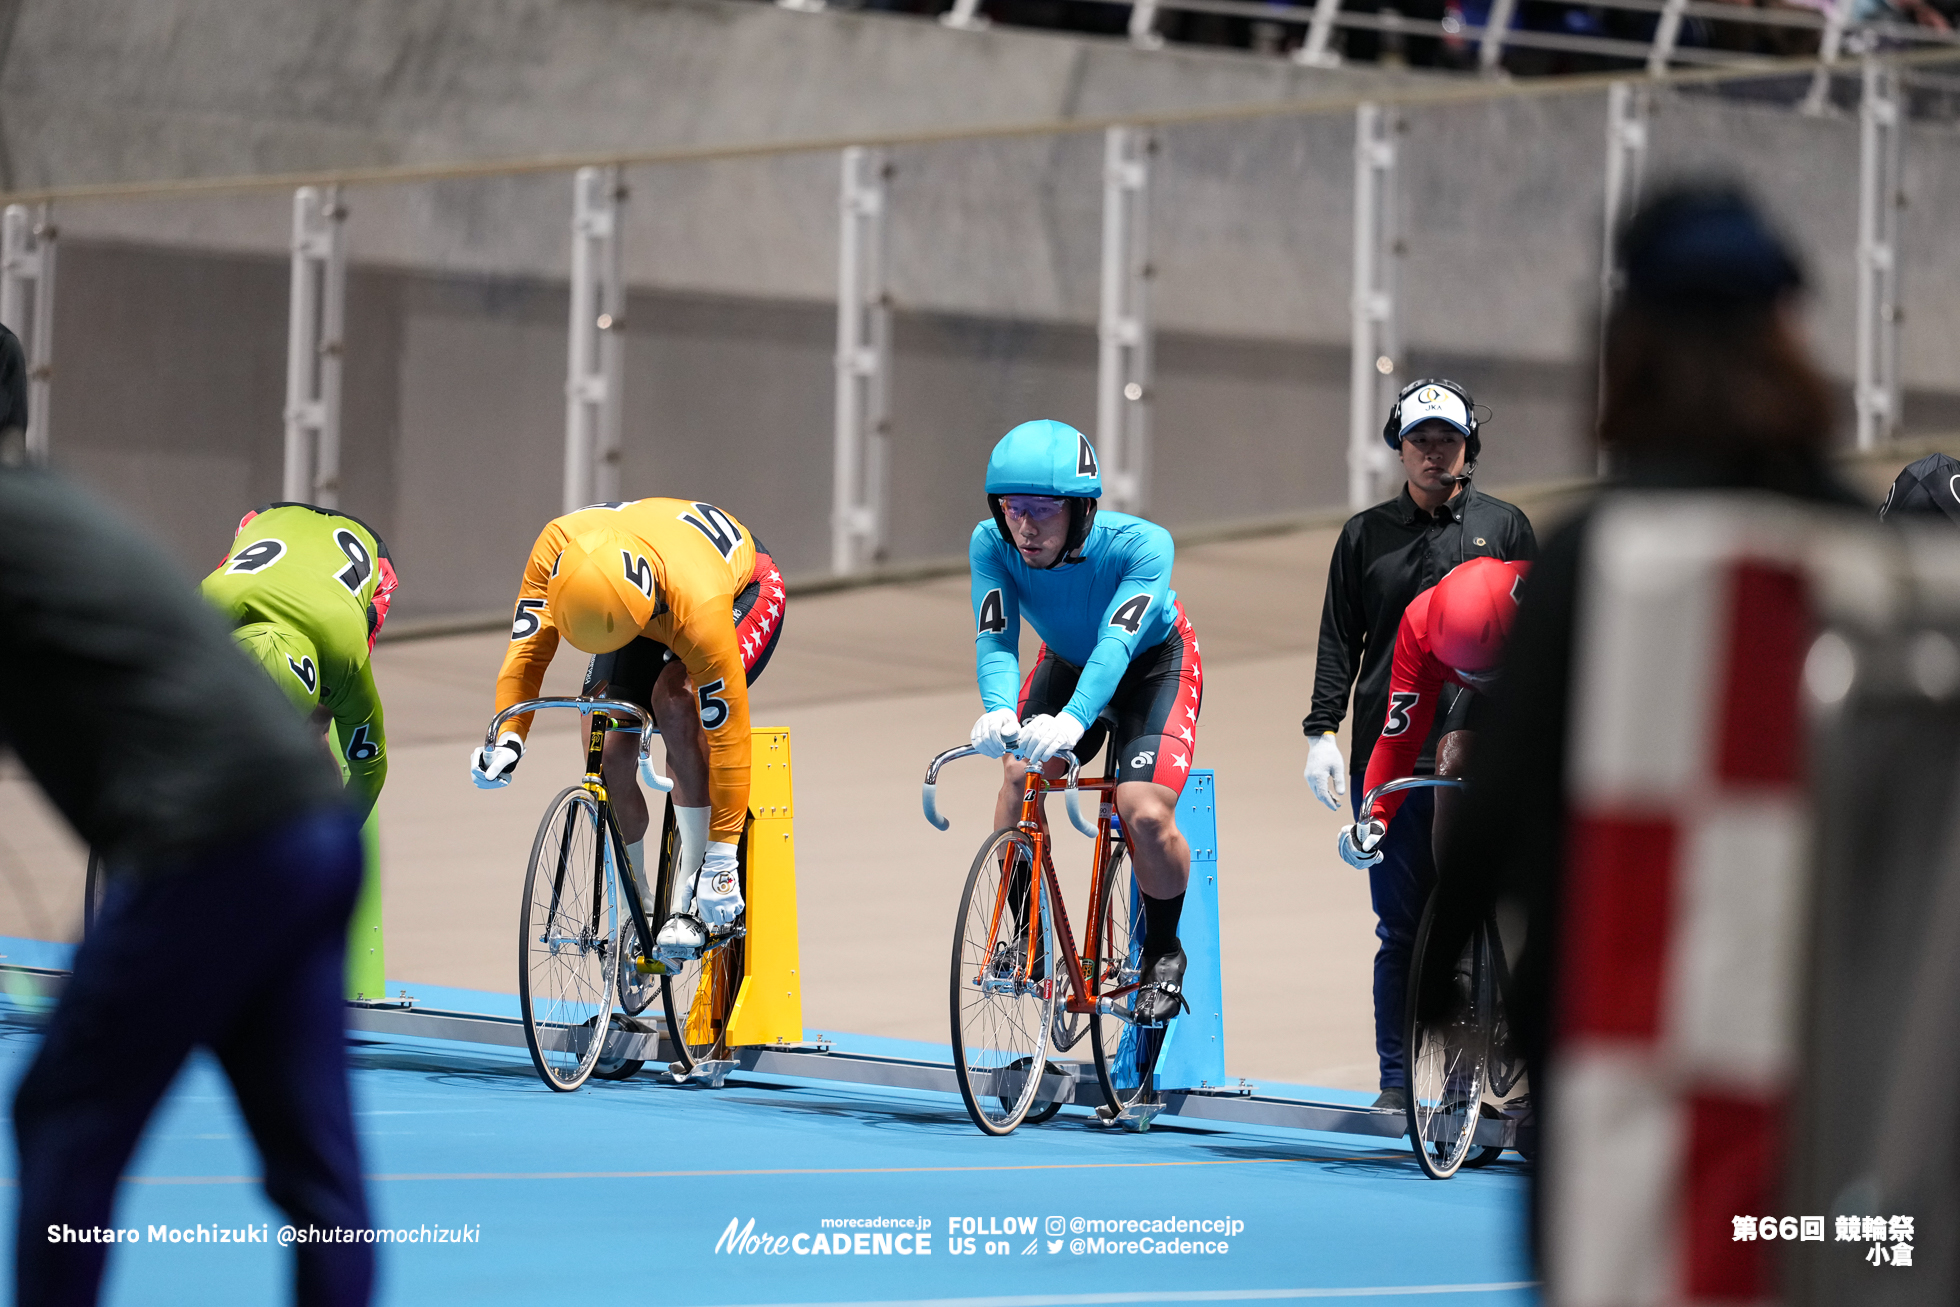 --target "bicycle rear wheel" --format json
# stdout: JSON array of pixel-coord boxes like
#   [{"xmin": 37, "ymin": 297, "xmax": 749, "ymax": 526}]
[
  {"xmin": 1088, "ymin": 842, "xmax": 1162, "ymax": 1119},
  {"xmin": 661, "ymin": 813, "xmax": 752, "ymax": 1074},
  {"xmin": 1405, "ymin": 891, "xmax": 1494, "ymax": 1179},
  {"xmin": 950, "ymin": 828, "xmax": 1057, "ymax": 1136},
  {"xmin": 518, "ymin": 786, "xmax": 620, "ymax": 1092}
]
